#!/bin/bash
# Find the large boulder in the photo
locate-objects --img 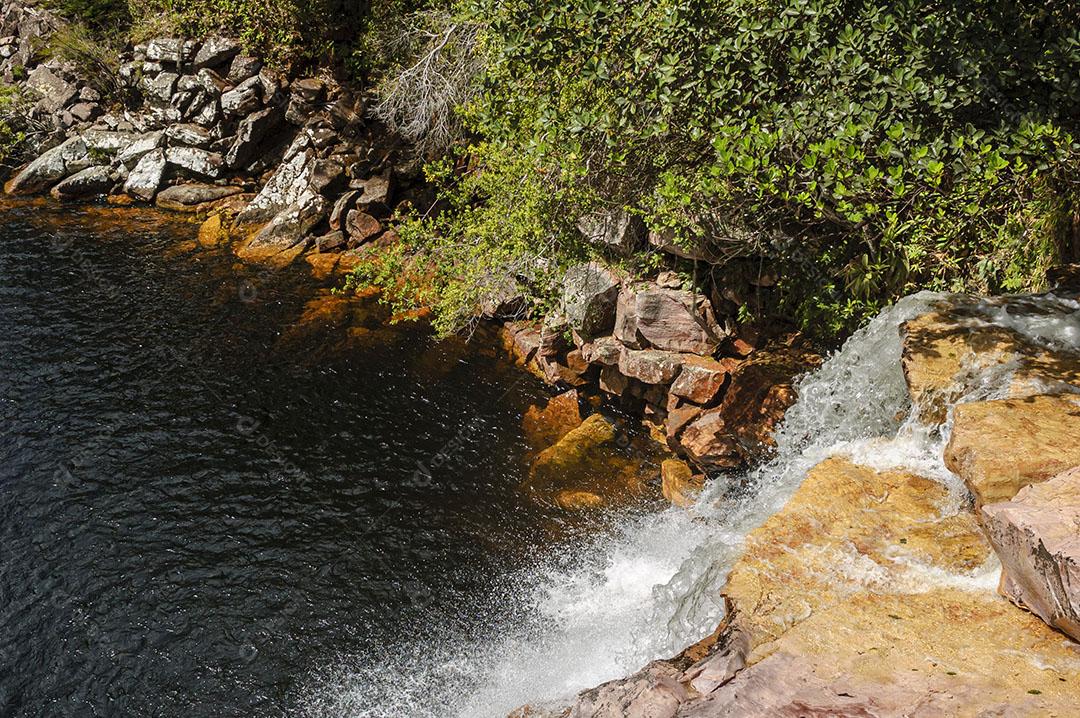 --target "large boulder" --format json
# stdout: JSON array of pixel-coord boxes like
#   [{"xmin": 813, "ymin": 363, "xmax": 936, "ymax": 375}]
[
  {"xmin": 116, "ymin": 130, "xmax": 165, "ymax": 166},
  {"xmin": 5, "ymin": 136, "xmax": 90, "ymax": 194},
  {"xmin": 220, "ymin": 75, "xmax": 262, "ymax": 116},
  {"xmin": 49, "ymin": 165, "xmax": 112, "ymax": 199},
  {"xmin": 944, "ymin": 393, "xmax": 1080, "ymax": 507},
  {"xmin": 193, "ymin": 37, "xmax": 240, "ymax": 69},
  {"xmin": 244, "ymin": 193, "xmax": 327, "ymax": 255},
  {"xmin": 615, "ymin": 282, "xmax": 726, "ymax": 353},
  {"xmin": 235, "ymin": 142, "xmax": 315, "ymax": 225},
  {"xmin": 25, "ymin": 65, "xmax": 77, "ymax": 114},
  {"xmin": 123, "ymin": 148, "xmax": 167, "ymax": 201},
  {"xmin": 900, "ymin": 305, "xmax": 1080, "ymax": 424},
  {"xmin": 670, "ymin": 356, "xmax": 733, "ymax": 405},
  {"xmin": 562, "ymin": 262, "xmax": 621, "ymax": 339},
  {"xmin": 165, "ymin": 146, "xmax": 223, "ymax": 178},
  {"xmin": 982, "ymin": 466, "xmax": 1080, "ymax": 641}
]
